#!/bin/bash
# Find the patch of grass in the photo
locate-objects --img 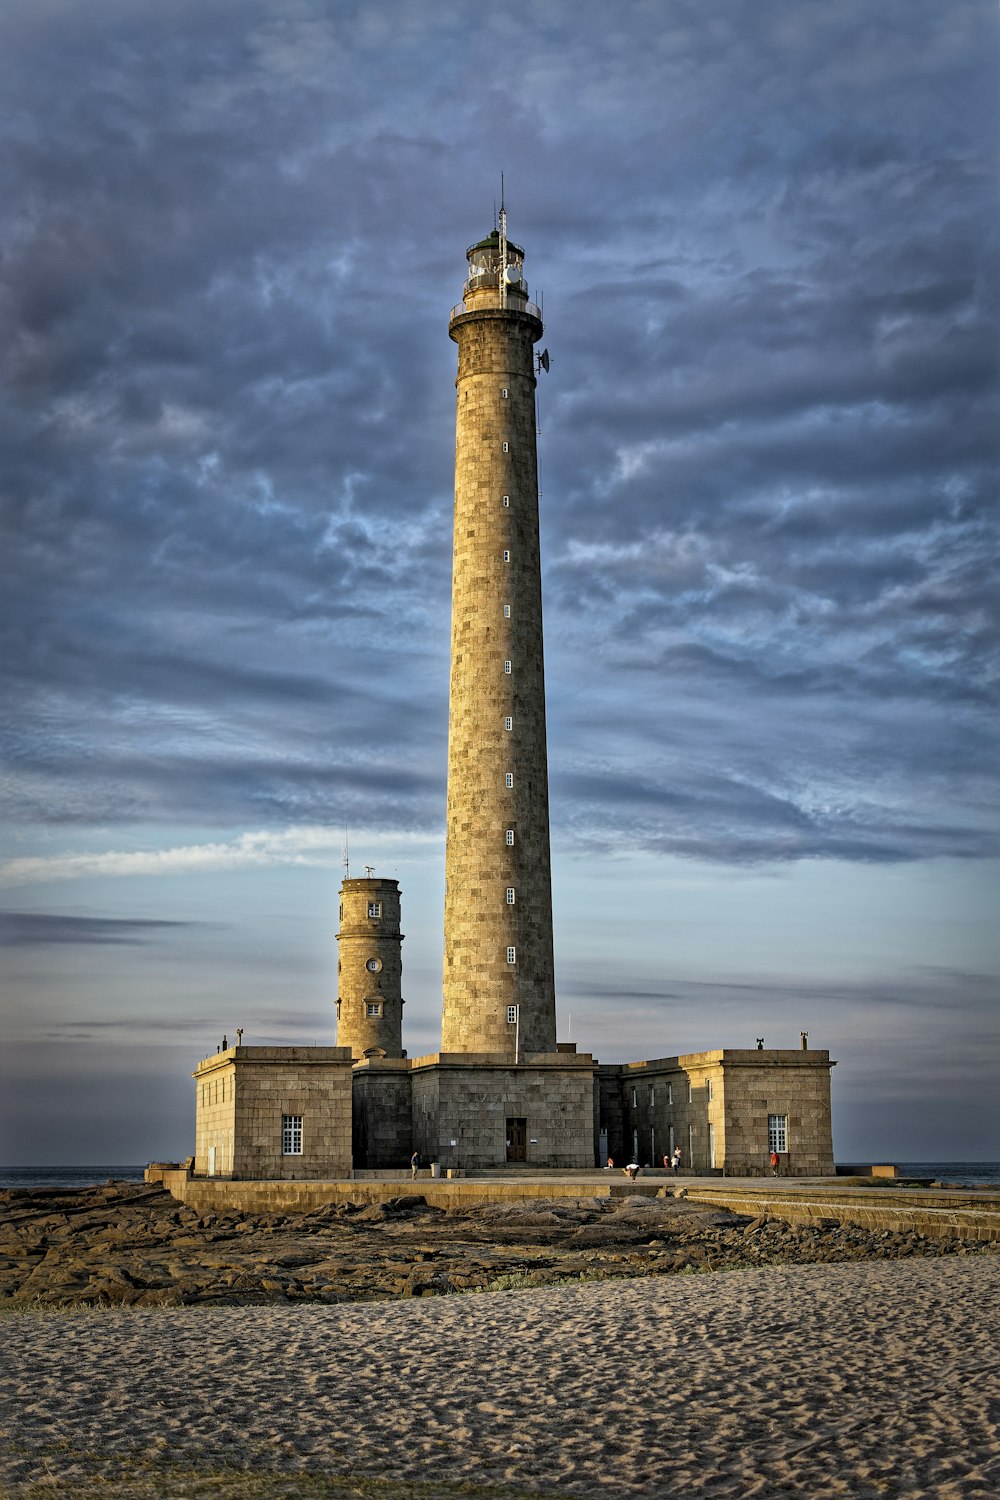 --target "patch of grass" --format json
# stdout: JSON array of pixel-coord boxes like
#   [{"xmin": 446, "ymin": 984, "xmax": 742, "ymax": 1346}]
[{"xmin": 5, "ymin": 1461, "xmax": 554, "ymax": 1500}]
